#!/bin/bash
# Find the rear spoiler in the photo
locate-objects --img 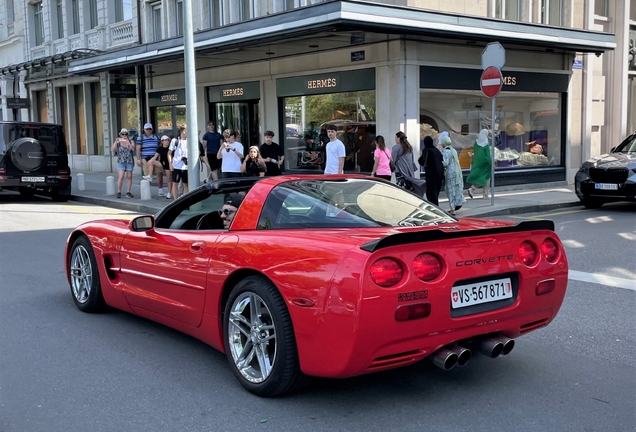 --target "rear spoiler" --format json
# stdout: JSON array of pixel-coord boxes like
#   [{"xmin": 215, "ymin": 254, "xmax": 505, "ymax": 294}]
[{"xmin": 360, "ymin": 220, "xmax": 555, "ymax": 252}]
